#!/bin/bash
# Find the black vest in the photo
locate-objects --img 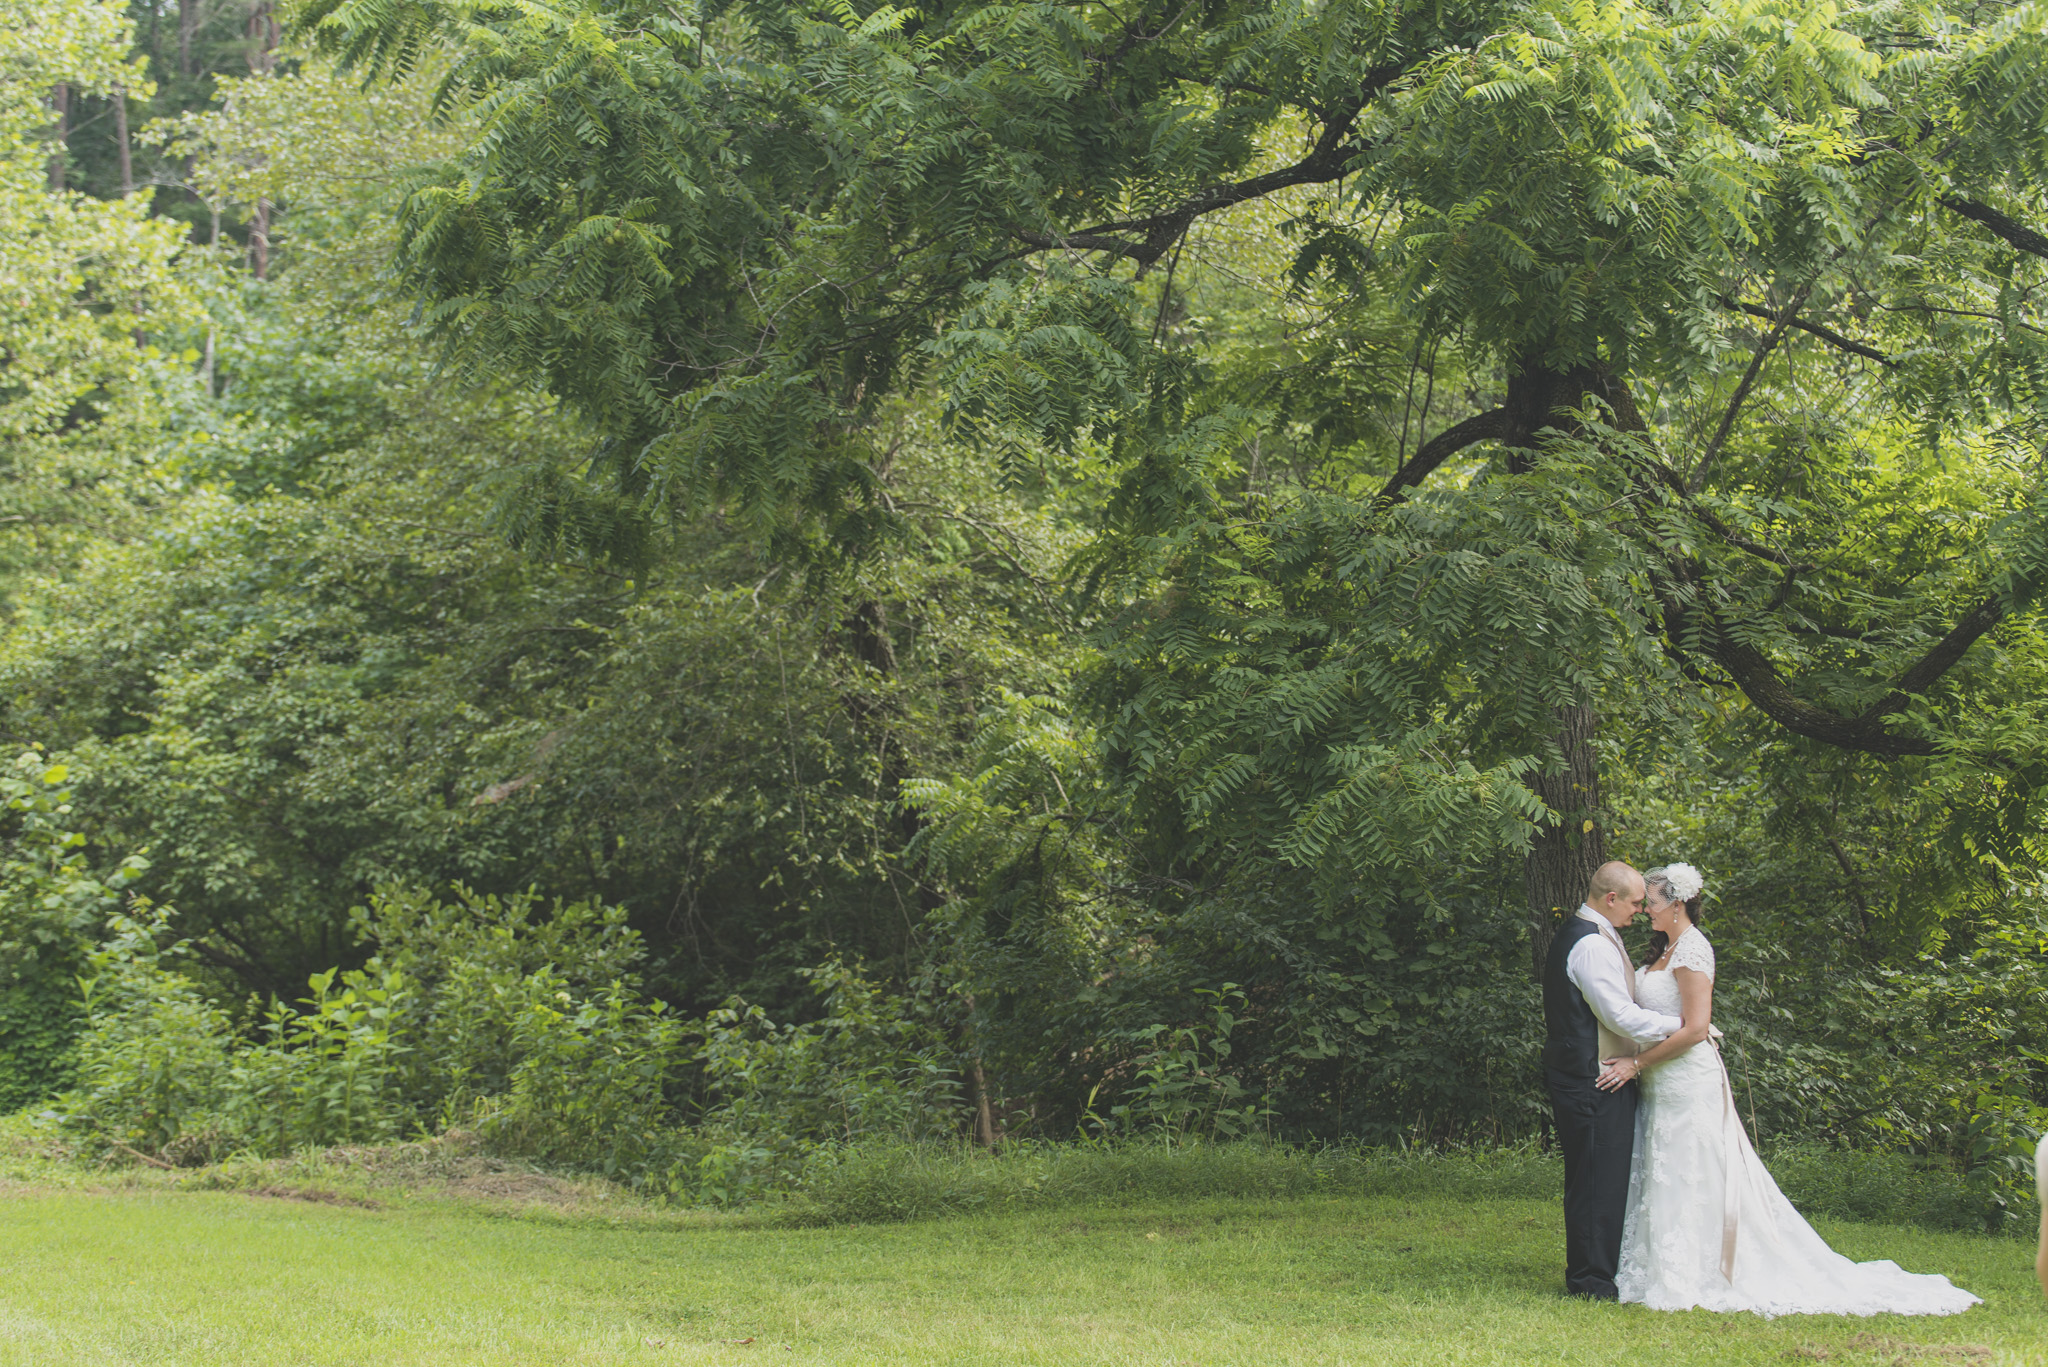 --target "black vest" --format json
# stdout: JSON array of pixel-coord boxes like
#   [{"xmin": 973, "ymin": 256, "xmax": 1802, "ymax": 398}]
[{"xmin": 1542, "ymin": 915, "xmax": 1608, "ymax": 1076}]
